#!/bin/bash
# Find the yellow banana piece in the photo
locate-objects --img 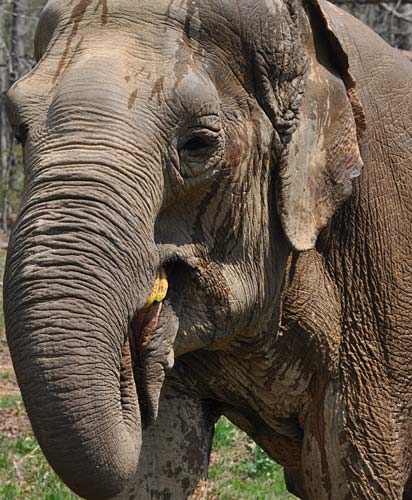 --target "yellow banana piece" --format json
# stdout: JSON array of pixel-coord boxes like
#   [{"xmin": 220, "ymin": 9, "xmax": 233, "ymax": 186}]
[
  {"xmin": 155, "ymin": 268, "xmax": 168, "ymax": 303},
  {"xmin": 144, "ymin": 268, "xmax": 168, "ymax": 308}
]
